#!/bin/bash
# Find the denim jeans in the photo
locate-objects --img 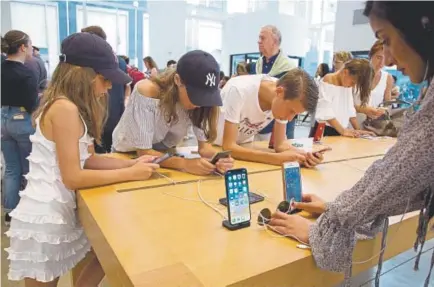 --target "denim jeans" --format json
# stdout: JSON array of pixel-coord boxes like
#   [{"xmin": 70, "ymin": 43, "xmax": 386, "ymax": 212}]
[{"xmin": 1, "ymin": 106, "xmax": 35, "ymax": 212}]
